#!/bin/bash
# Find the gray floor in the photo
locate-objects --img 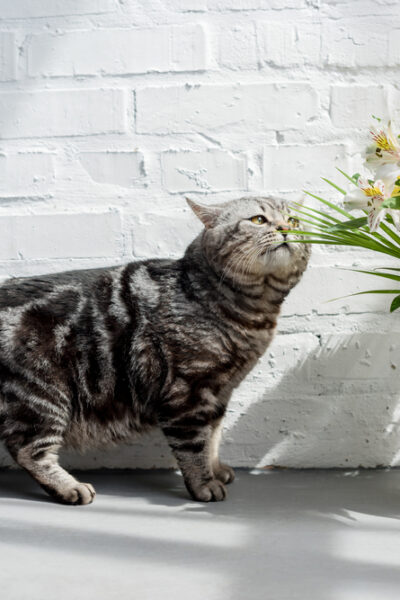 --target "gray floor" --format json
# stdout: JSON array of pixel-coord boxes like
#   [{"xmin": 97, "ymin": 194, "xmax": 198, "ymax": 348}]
[{"xmin": 1, "ymin": 469, "xmax": 400, "ymax": 600}]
